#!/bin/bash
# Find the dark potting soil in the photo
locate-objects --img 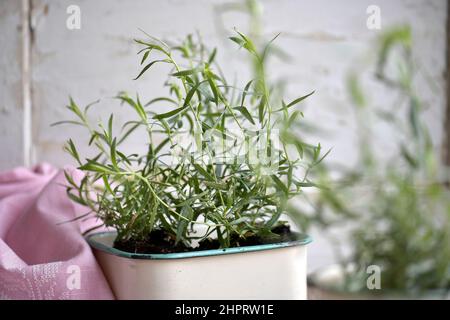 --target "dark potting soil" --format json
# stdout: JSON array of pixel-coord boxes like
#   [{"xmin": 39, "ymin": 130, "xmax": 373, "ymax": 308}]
[{"xmin": 113, "ymin": 224, "xmax": 298, "ymax": 254}]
